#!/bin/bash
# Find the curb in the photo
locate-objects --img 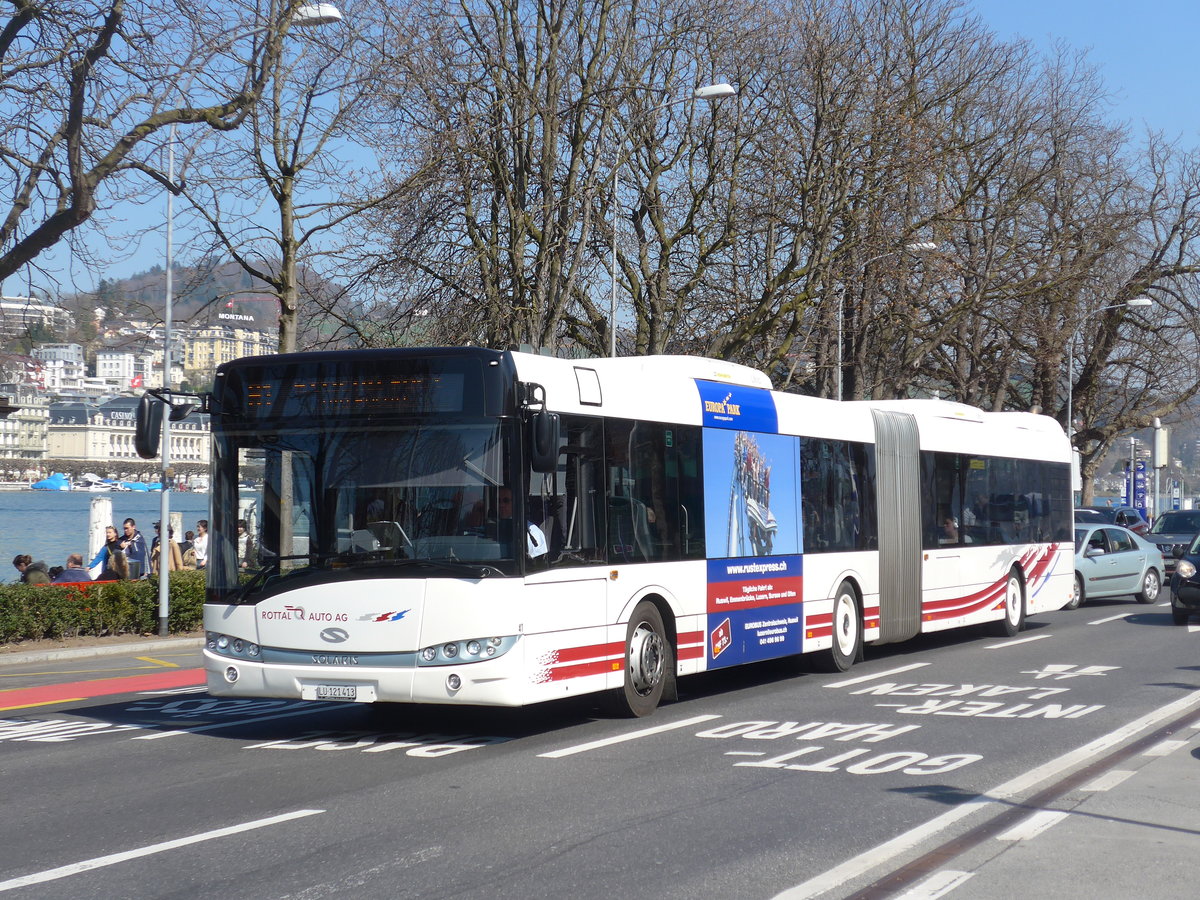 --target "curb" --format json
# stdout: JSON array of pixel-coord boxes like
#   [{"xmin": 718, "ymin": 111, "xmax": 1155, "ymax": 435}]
[{"xmin": 0, "ymin": 636, "xmax": 204, "ymax": 666}]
